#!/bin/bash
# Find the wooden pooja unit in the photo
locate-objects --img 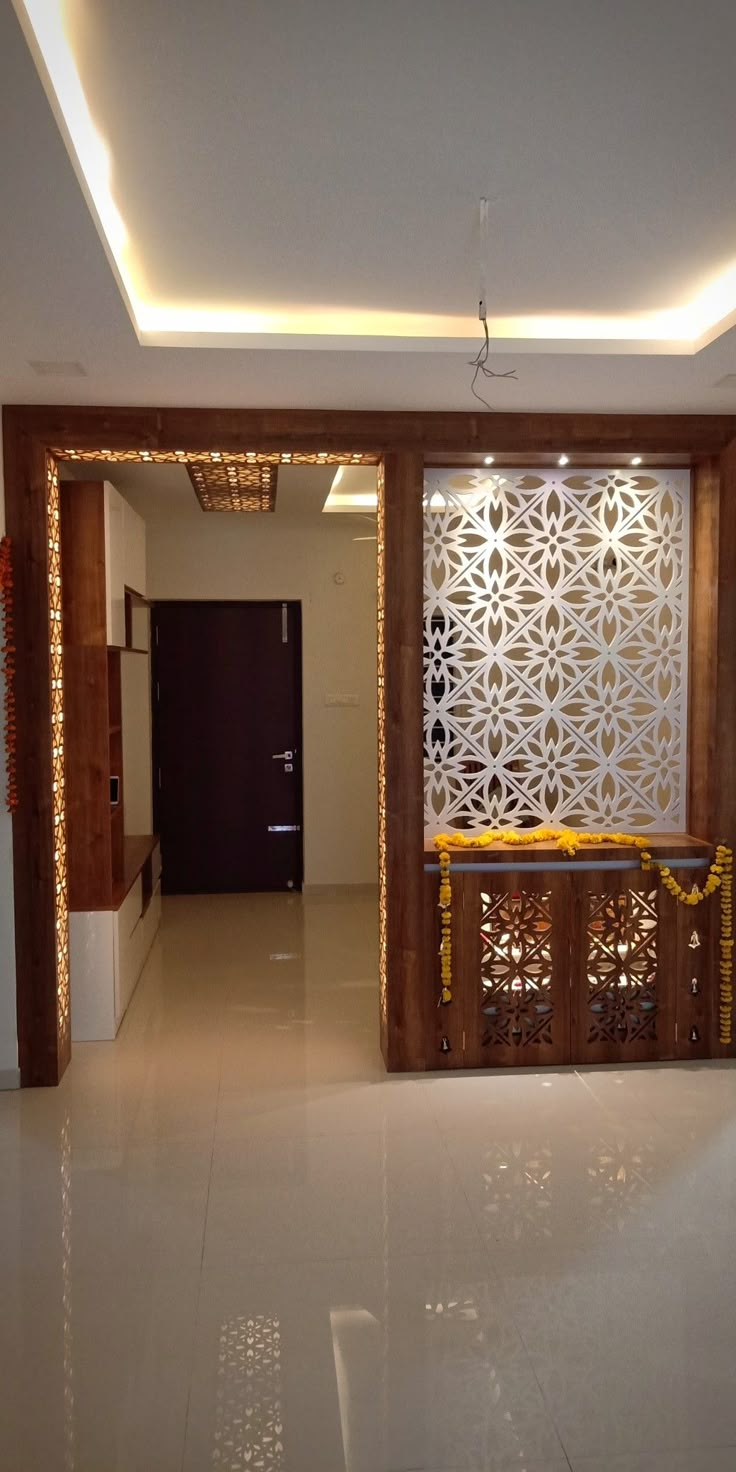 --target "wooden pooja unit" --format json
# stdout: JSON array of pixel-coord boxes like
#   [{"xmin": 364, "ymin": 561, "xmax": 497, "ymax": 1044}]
[
  {"xmin": 425, "ymin": 837, "xmax": 715, "ymax": 1069},
  {"xmin": 3, "ymin": 407, "xmax": 736, "ymax": 1083}
]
